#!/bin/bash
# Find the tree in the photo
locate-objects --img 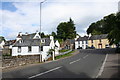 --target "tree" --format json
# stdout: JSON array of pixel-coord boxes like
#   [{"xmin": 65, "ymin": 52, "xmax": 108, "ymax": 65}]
[
  {"xmin": 57, "ymin": 18, "xmax": 76, "ymax": 40},
  {"xmin": 86, "ymin": 12, "xmax": 120, "ymax": 46},
  {"xmin": 51, "ymin": 32, "xmax": 57, "ymax": 39},
  {"xmin": 41, "ymin": 32, "xmax": 45, "ymax": 38},
  {"xmin": 107, "ymin": 12, "xmax": 120, "ymax": 45},
  {"xmin": 0, "ymin": 36, "xmax": 5, "ymax": 42}
]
